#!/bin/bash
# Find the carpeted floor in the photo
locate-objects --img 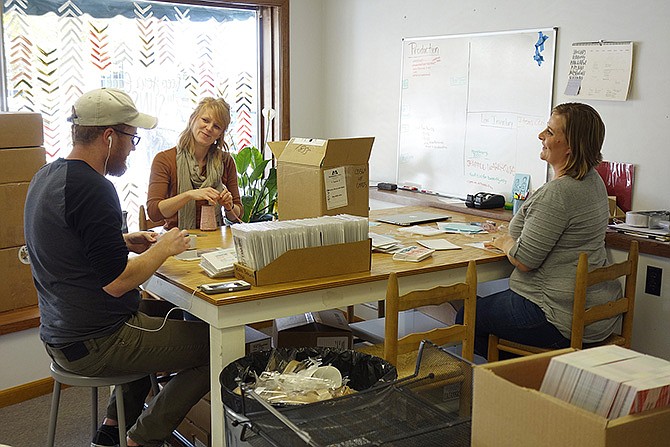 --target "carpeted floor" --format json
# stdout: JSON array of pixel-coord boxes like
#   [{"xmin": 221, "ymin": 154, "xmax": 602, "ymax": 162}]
[
  {"xmin": 0, "ymin": 386, "xmax": 110, "ymax": 447},
  {"xmin": 0, "ymin": 387, "xmax": 185, "ymax": 447}
]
